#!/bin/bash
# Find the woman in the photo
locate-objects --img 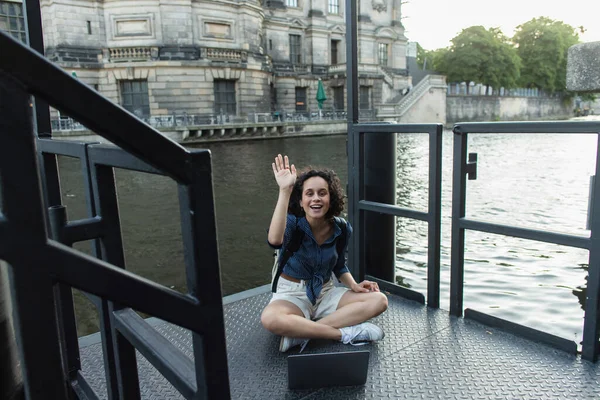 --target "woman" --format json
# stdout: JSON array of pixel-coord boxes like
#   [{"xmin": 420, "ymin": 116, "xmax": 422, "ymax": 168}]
[{"xmin": 261, "ymin": 154, "xmax": 388, "ymax": 352}]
